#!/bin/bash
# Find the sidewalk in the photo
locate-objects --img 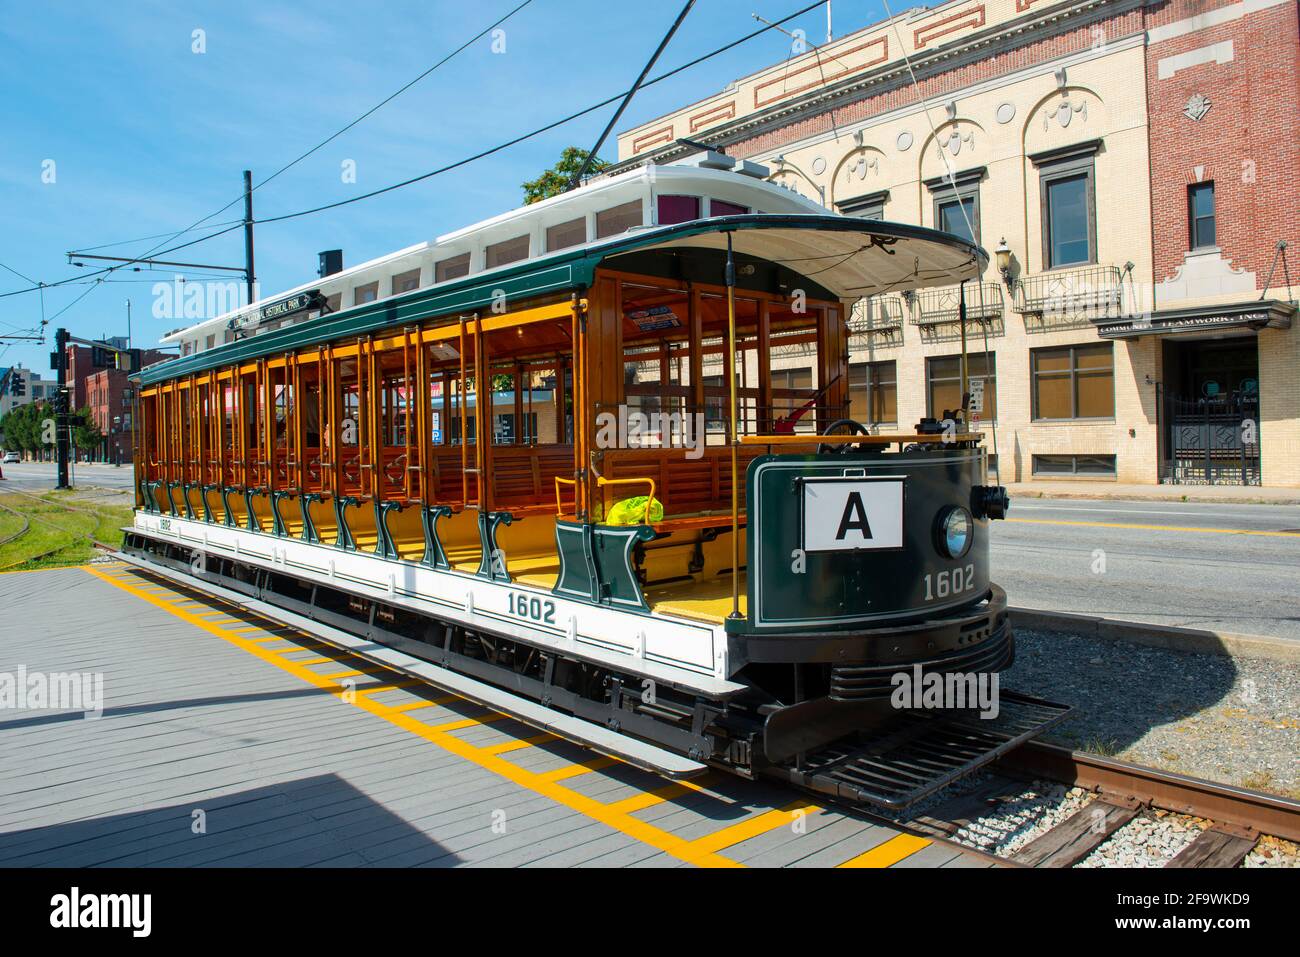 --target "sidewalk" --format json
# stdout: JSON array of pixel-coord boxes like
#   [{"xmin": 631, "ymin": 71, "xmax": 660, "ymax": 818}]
[{"xmin": 1003, "ymin": 479, "xmax": 1300, "ymax": 505}]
